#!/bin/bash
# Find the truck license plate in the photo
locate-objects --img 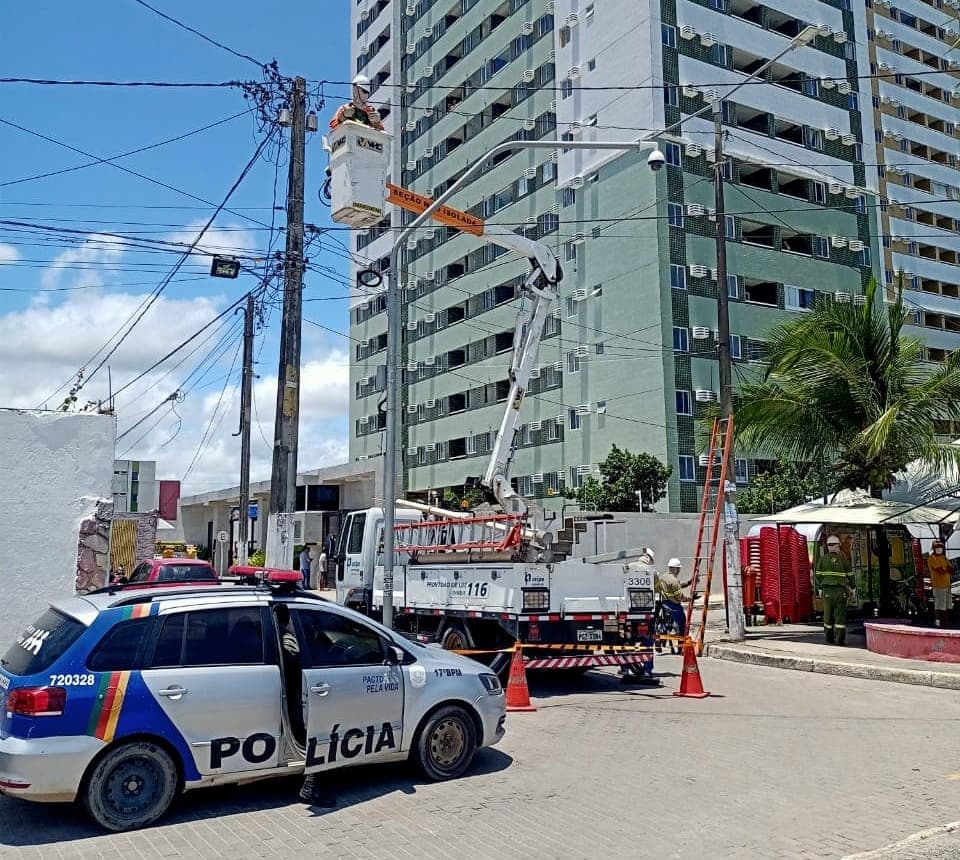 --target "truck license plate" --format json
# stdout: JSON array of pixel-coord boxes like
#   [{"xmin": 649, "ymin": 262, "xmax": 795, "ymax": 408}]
[{"xmin": 577, "ymin": 629, "xmax": 602, "ymax": 642}]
